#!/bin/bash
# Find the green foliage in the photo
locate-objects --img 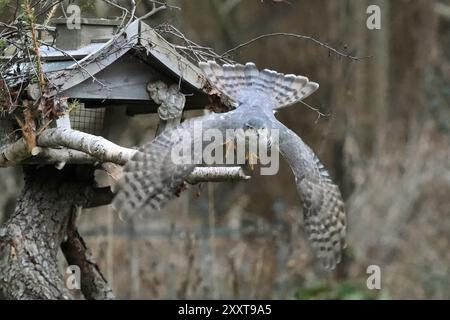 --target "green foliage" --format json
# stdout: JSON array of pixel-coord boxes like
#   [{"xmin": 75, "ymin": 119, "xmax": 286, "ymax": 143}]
[
  {"xmin": 294, "ymin": 281, "xmax": 389, "ymax": 300},
  {"xmin": 0, "ymin": 0, "xmax": 11, "ymax": 9},
  {"xmin": 21, "ymin": 1, "xmax": 35, "ymax": 25},
  {"xmin": 68, "ymin": 99, "xmax": 81, "ymax": 113},
  {"xmin": 0, "ymin": 39, "xmax": 6, "ymax": 49},
  {"xmin": 77, "ymin": 0, "xmax": 96, "ymax": 13},
  {"xmin": 418, "ymin": 265, "xmax": 450, "ymax": 299}
]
